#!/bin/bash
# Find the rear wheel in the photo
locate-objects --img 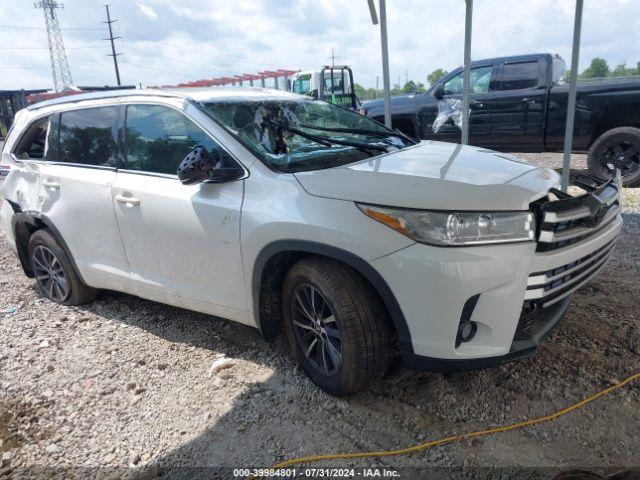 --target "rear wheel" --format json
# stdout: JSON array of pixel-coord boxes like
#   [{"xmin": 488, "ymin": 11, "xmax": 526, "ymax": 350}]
[
  {"xmin": 282, "ymin": 257, "xmax": 391, "ymax": 396},
  {"xmin": 588, "ymin": 127, "xmax": 640, "ymax": 187},
  {"xmin": 28, "ymin": 229, "xmax": 98, "ymax": 305}
]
